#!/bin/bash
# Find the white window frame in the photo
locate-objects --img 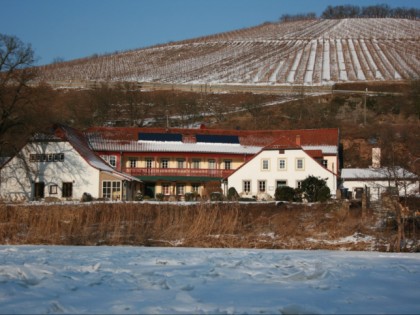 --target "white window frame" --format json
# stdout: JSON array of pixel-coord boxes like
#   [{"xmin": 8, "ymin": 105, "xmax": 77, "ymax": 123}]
[
  {"xmin": 177, "ymin": 159, "xmax": 185, "ymax": 169},
  {"xmin": 258, "ymin": 180, "xmax": 266, "ymax": 192},
  {"xmin": 102, "ymin": 180, "xmax": 121, "ymax": 200},
  {"xmin": 243, "ymin": 180, "xmax": 251, "ymax": 194},
  {"xmin": 176, "ymin": 184, "xmax": 185, "ymax": 195},
  {"xmin": 224, "ymin": 160, "xmax": 232, "ymax": 170},
  {"xmin": 162, "ymin": 183, "xmax": 170, "ymax": 195},
  {"xmin": 296, "ymin": 158, "xmax": 305, "ymax": 171},
  {"xmin": 101, "ymin": 155, "xmax": 117, "ymax": 168},
  {"xmin": 145, "ymin": 158, "xmax": 153, "ymax": 168},
  {"xmin": 192, "ymin": 183, "xmax": 200, "ymax": 193},
  {"xmin": 261, "ymin": 159, "xmax": 270, "ymax": 171},
  {"xmin": 161, "ymin": 158, "xmax": 169, "ymax": 169},
  {"xmin": 192, "ymin": 159, "xmax": 200, "ymax": 169},
  {"xmin": 208, "ymin": 159, "xmax": 216, "ymax": 169},
  {"xmin": 129, "ymin": 158, "xmax": 137, "ymax": 168},
  {"xmin": 278, "ymin": 158, "xmax": 287, "ymax": 171}
]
